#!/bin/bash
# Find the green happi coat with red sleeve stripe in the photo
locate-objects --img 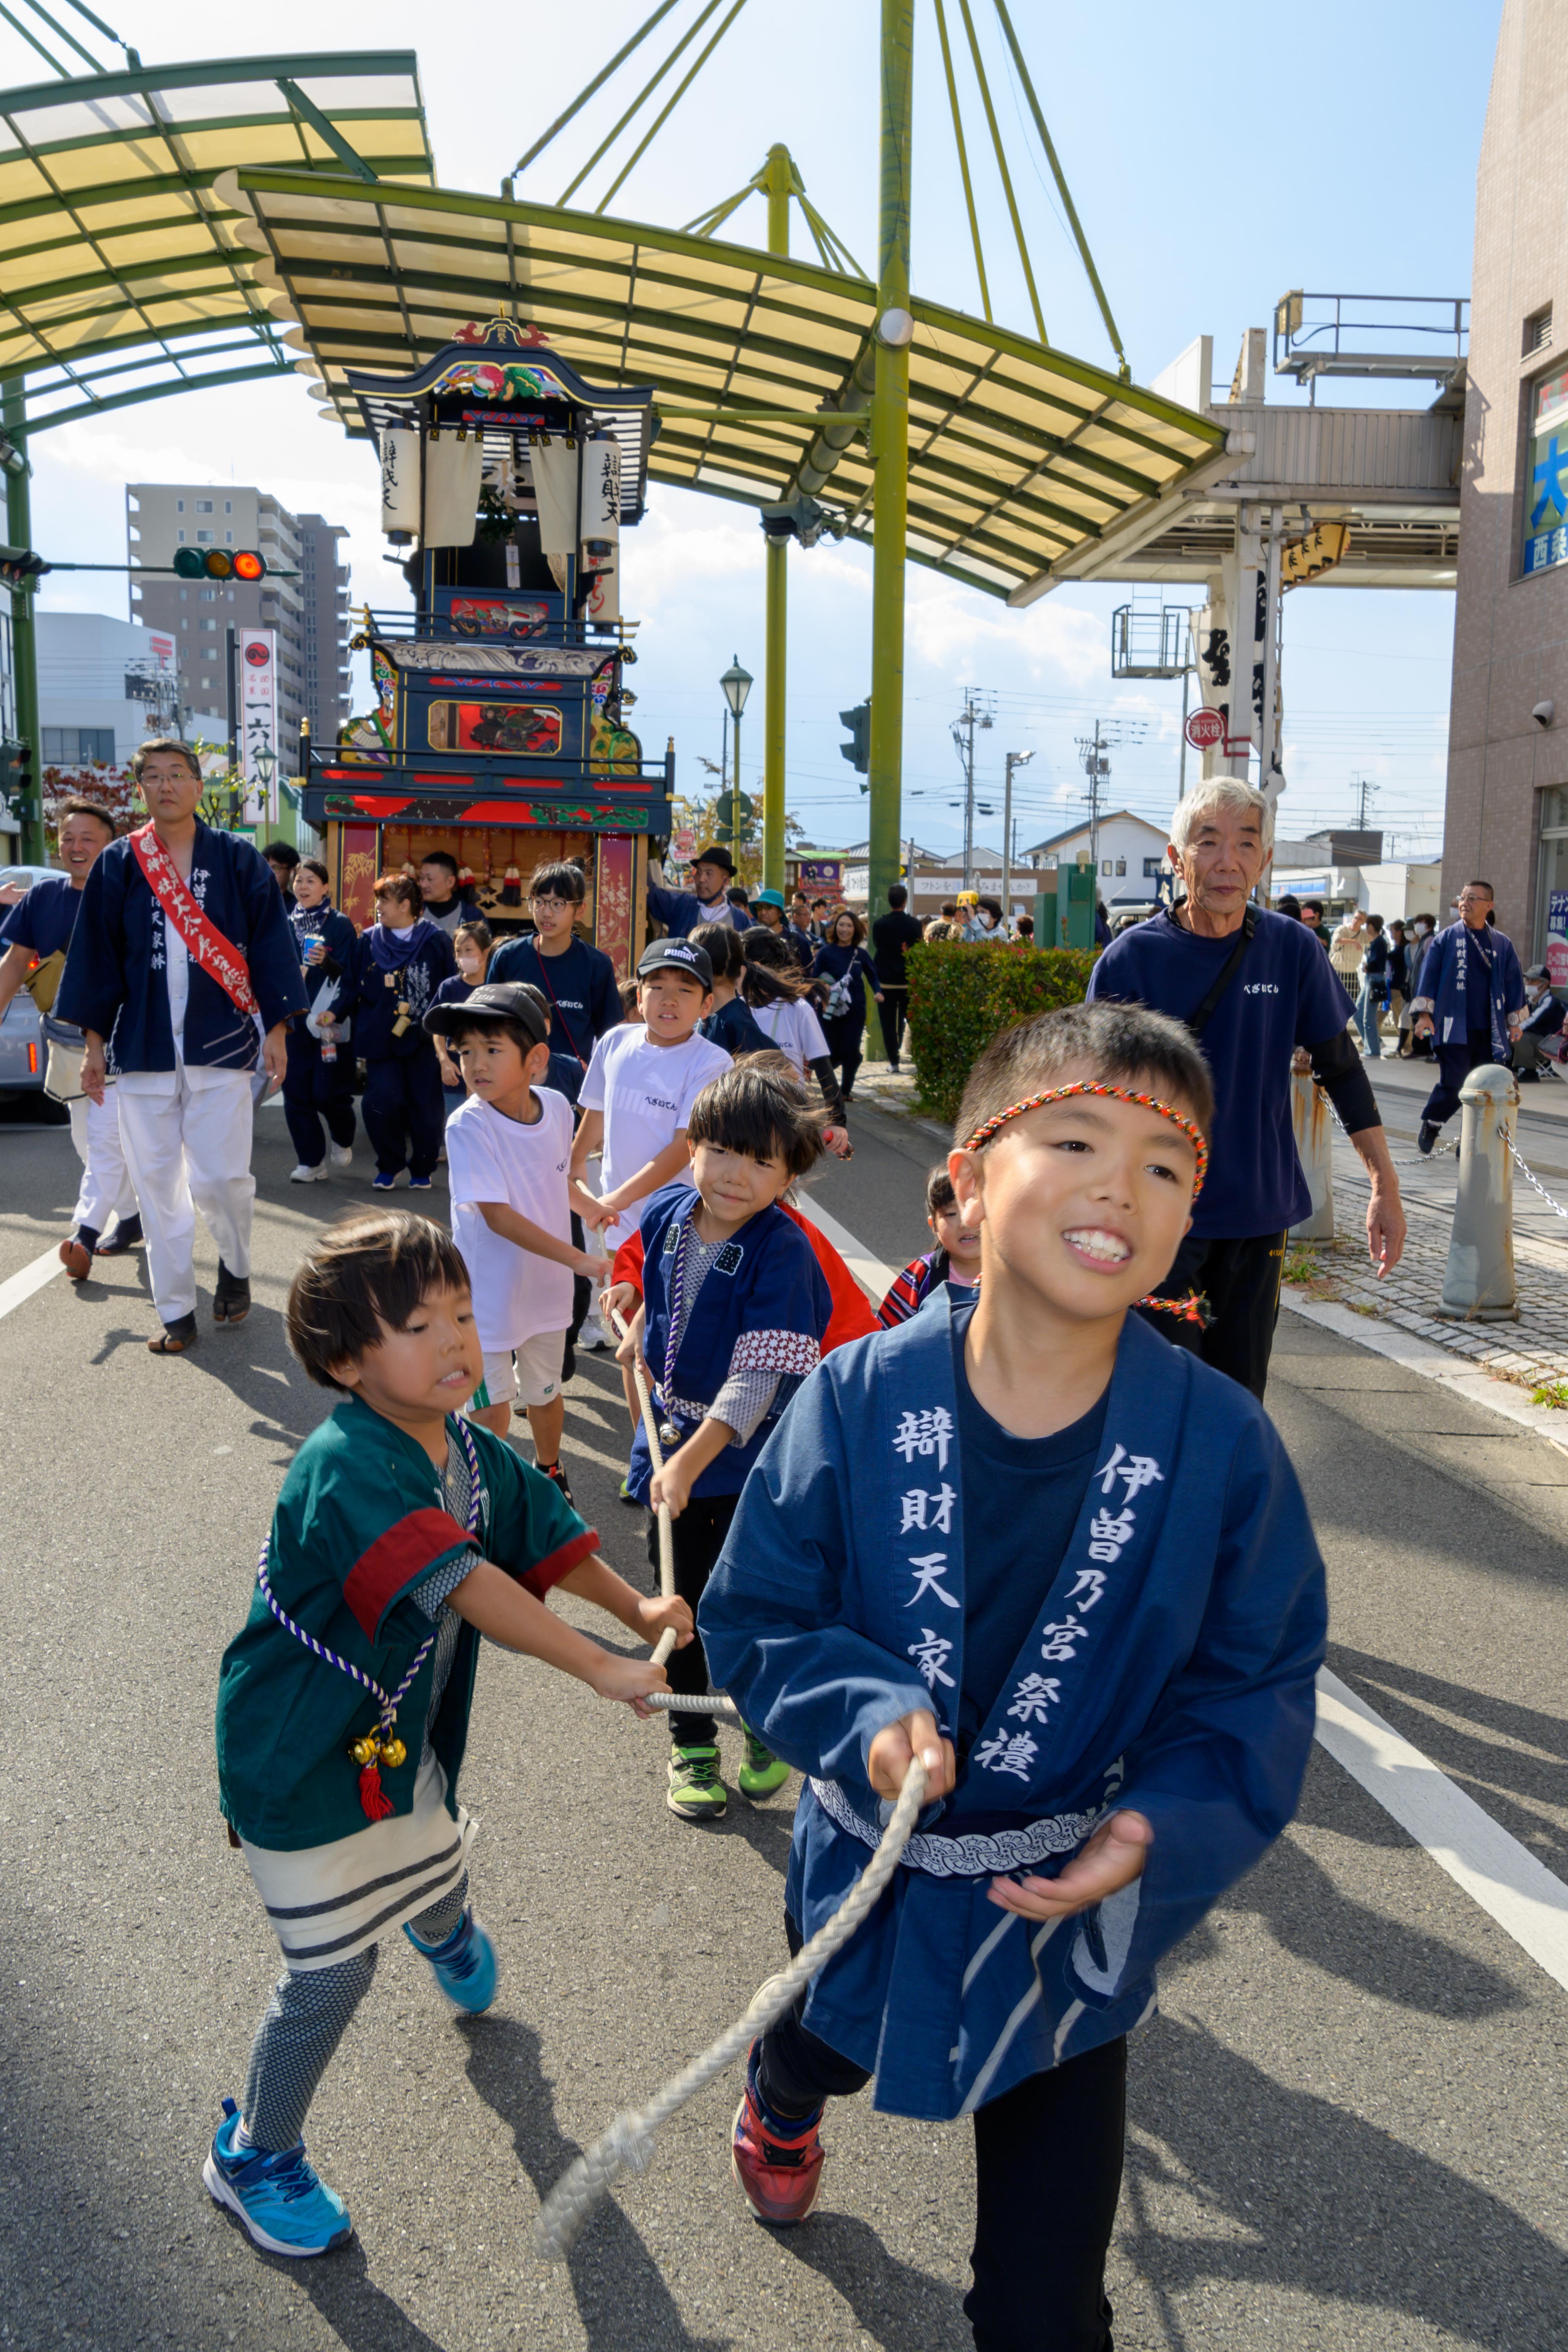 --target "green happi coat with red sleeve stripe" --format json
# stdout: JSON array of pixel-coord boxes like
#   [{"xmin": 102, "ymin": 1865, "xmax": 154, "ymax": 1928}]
[{"xmin": 216, "ymin": 1397, "xmax": 598, "ymax": 1851}]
